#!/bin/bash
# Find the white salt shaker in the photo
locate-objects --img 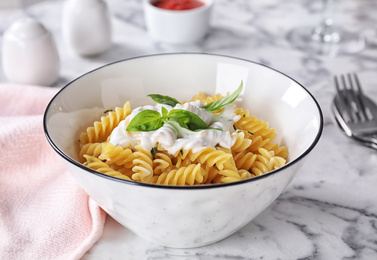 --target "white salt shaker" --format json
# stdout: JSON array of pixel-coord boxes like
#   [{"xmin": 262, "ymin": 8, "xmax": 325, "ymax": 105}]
[
  {"xmin": 62, "ymin": 0, "xmax": 112, "ymax": 56},
  {"xmin": 1, "ymin": 16, "xmax": 60, "ymax": 86}
]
